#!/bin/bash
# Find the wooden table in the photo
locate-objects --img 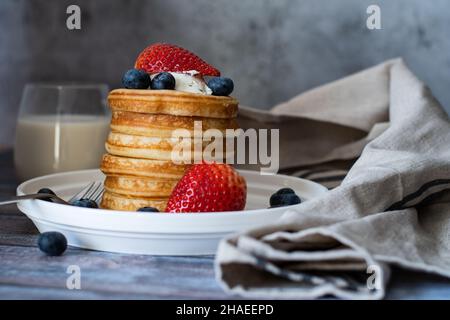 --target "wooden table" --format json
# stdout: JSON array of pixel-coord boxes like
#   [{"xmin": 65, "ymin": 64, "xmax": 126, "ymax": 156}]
[{"xmin": 1, "ymin": 150, "xmax": 450, "ymax": 300}]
